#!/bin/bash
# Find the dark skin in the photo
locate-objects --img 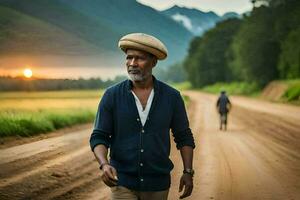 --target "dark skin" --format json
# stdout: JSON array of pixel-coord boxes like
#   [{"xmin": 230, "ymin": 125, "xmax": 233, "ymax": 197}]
[
  {"xmin": 126, "ymin": 49, "xmax": 156, "ymax": 109},
  {"xmin": 179, "ymin": 146, "xmax": 194, "ymax": 199},
  {"xmin": 93, "ymin": 145, "xmax": 118, "ymax": 187},
  {"xmin": 93, "ymin": 49, "xmax": 194, "ymax": 199}
]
